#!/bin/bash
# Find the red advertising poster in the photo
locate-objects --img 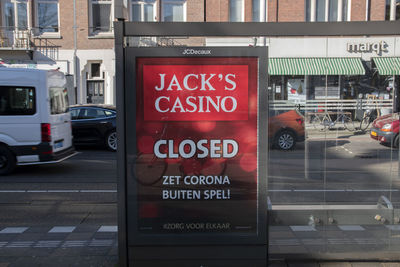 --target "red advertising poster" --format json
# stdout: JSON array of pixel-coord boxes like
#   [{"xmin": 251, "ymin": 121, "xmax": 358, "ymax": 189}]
[{"xmin": 135, "ymin": 57, "xmax": 258, "ymax": 234}]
